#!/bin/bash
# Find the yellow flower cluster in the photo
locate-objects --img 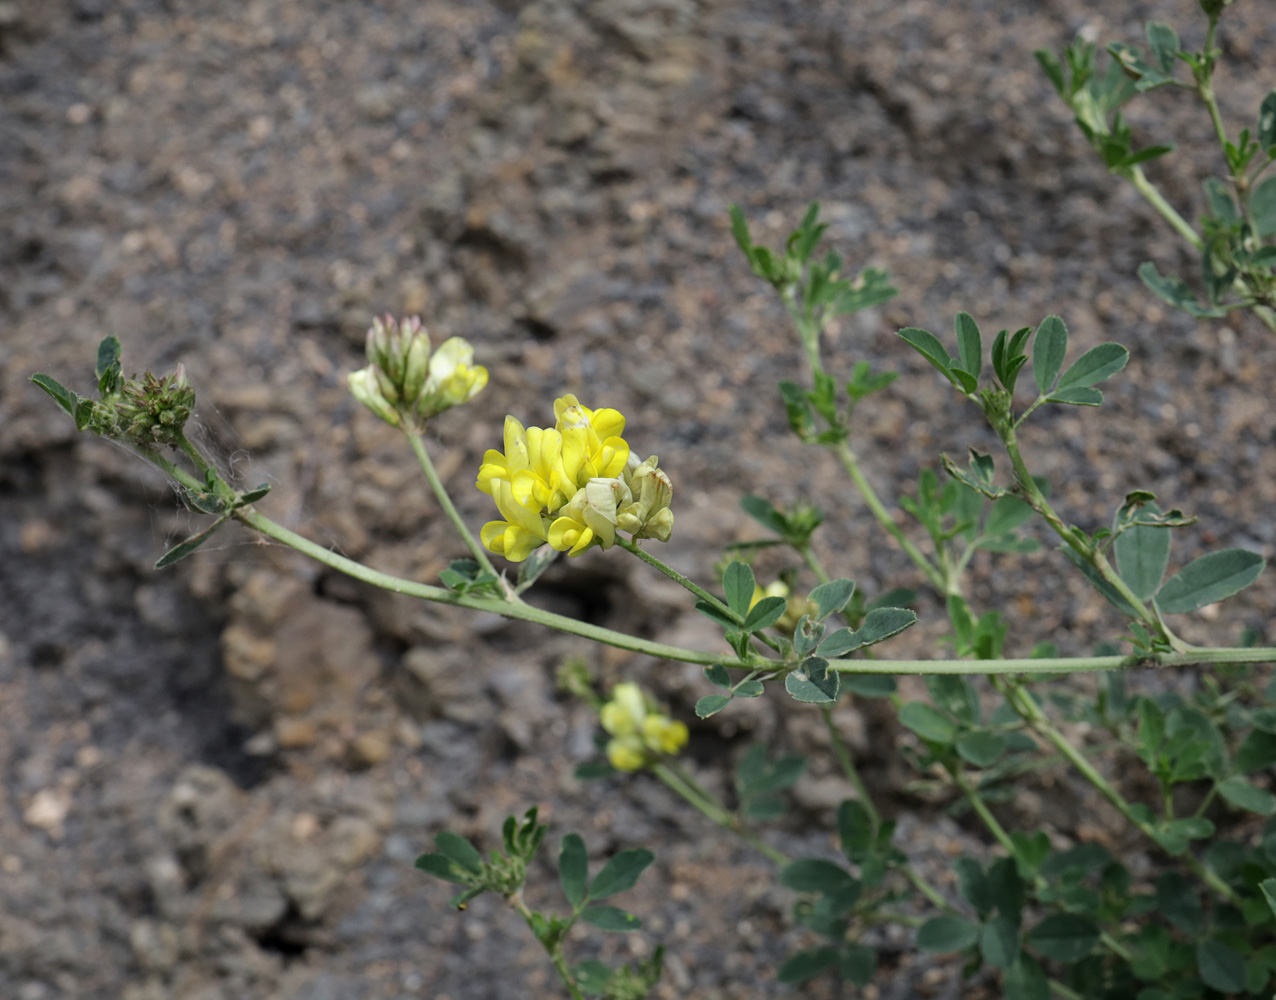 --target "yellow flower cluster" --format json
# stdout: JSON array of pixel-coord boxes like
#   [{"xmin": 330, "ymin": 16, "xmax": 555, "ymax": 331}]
[
  {"xmin": 476, "ymin": 395, "xmax": 673, "ymax": 562},
  {"xmin": 348, "ymin": 315, "xmax": 488, "ymax": 428},
  {"xmin": 600, "ymin": 682, "xmax": 689, "ymax": 772}
]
